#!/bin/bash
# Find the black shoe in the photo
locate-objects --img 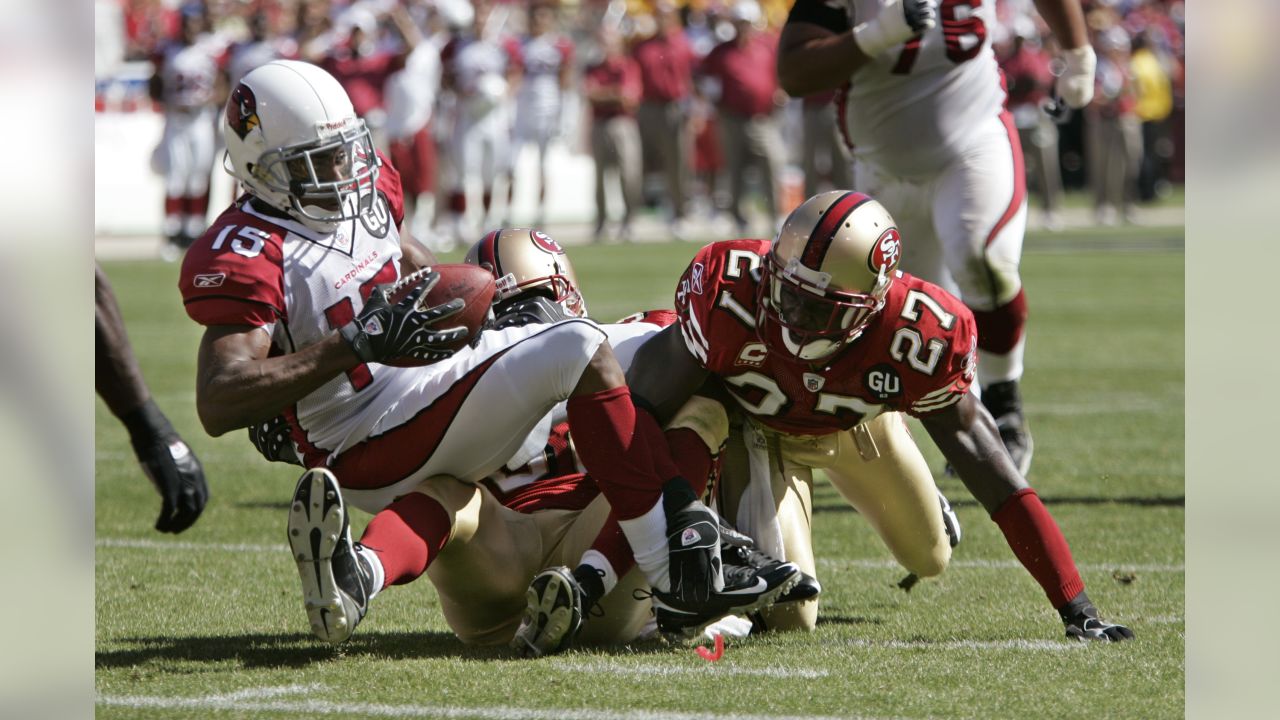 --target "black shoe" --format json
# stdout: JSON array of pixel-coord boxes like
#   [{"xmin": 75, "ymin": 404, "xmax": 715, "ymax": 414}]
[
  {"xmin": 718, "ymin": 520, "xmax": 820, "ymax": 605},
  {"xmin": 982, "ymin": 380, "xmax": 1034, "ymax": 476},
  {"xmin": 287, "ymin": 468, "xmax": 376, "ymax": 643},
  {"xmin": 651, "ymin": 558, "xmax": 801, "ymax": 639},
  {"xmin": 937, "ymin": 488, "xmax": 962, "ymax": 549}
]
